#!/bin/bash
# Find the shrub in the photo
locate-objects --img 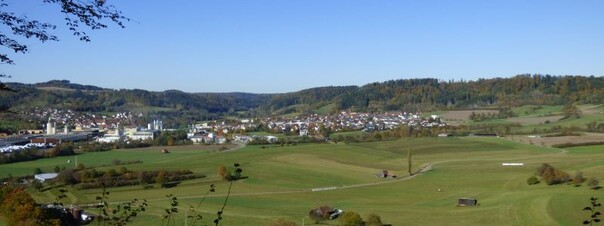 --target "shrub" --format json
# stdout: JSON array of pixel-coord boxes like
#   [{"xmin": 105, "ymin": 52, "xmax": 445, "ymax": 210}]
[
  {"xmin": 527, "ymin": 176, "xmax": 540, "ymax": 185},
  {"xmin": 573, "ymin": 171, "xmax": 586, "ymax": 185},
  {"xmin": 588, "ymin": 178, "xmax": 600, "ymax": 189},
  {"xmin": 339, "ymin": 211, "xmax": 363, "ymax": 226},
  {"xmin": 217, "ymin": 165, "xmax": 231, "ymax": 181},
  {"xmin": 365, "ymin": 213, "xmax": 383, "ymax": 226},
  {"xmin": 537, "ymin": 163, "xmax": 570, "ymax": 185}
]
